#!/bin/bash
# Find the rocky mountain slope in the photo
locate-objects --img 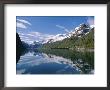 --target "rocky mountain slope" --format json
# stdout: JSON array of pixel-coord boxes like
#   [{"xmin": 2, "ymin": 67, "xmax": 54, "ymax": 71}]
[
  {"xmin": 41, "ymin": 23, "xmax": 94, "ymax": 49},
  {"xmin": 44, "ymin": 23, "xmax": 94, "ymax": 44}
]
